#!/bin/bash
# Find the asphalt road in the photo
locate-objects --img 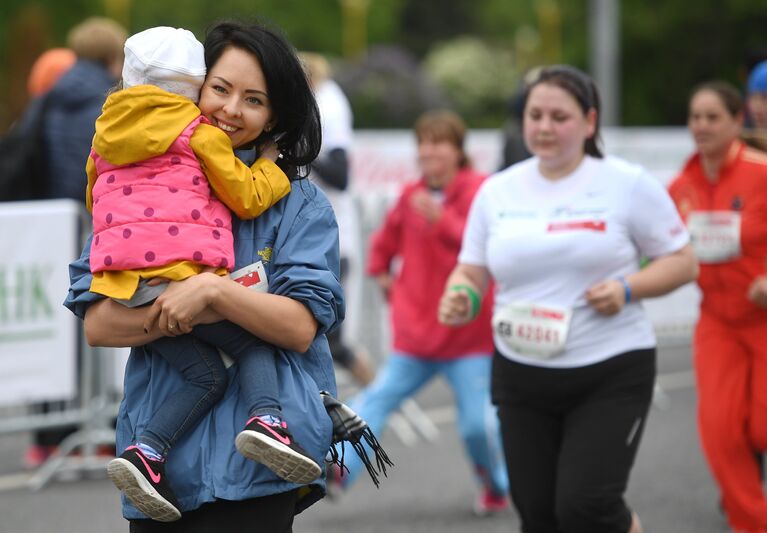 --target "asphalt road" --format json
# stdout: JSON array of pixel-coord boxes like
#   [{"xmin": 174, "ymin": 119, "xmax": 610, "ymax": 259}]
[{"xmin": 0, "ymin": 344, "xmax": 732, "ymax": 533}]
